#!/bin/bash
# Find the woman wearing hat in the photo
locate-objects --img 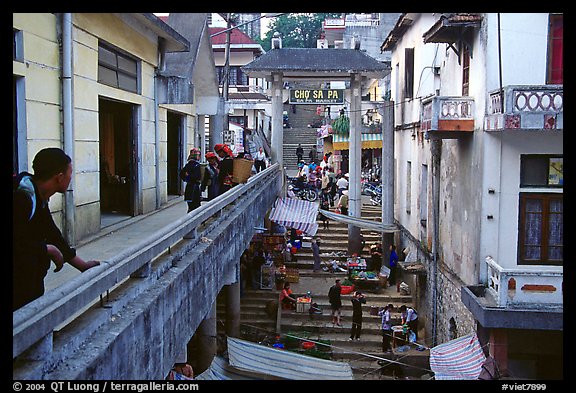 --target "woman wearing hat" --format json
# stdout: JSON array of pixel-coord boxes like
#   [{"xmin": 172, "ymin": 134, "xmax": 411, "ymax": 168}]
[
  {"xmin": 201, "ymin": 151, "xmax": 220, "ymax": 201},
  {"xmin": 214, "ymin": 143, "xmax": 234, "ymax": 195},
  {"xmin": 181, "ymin": 148, "xmax": 202, "ymax": 212}
]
